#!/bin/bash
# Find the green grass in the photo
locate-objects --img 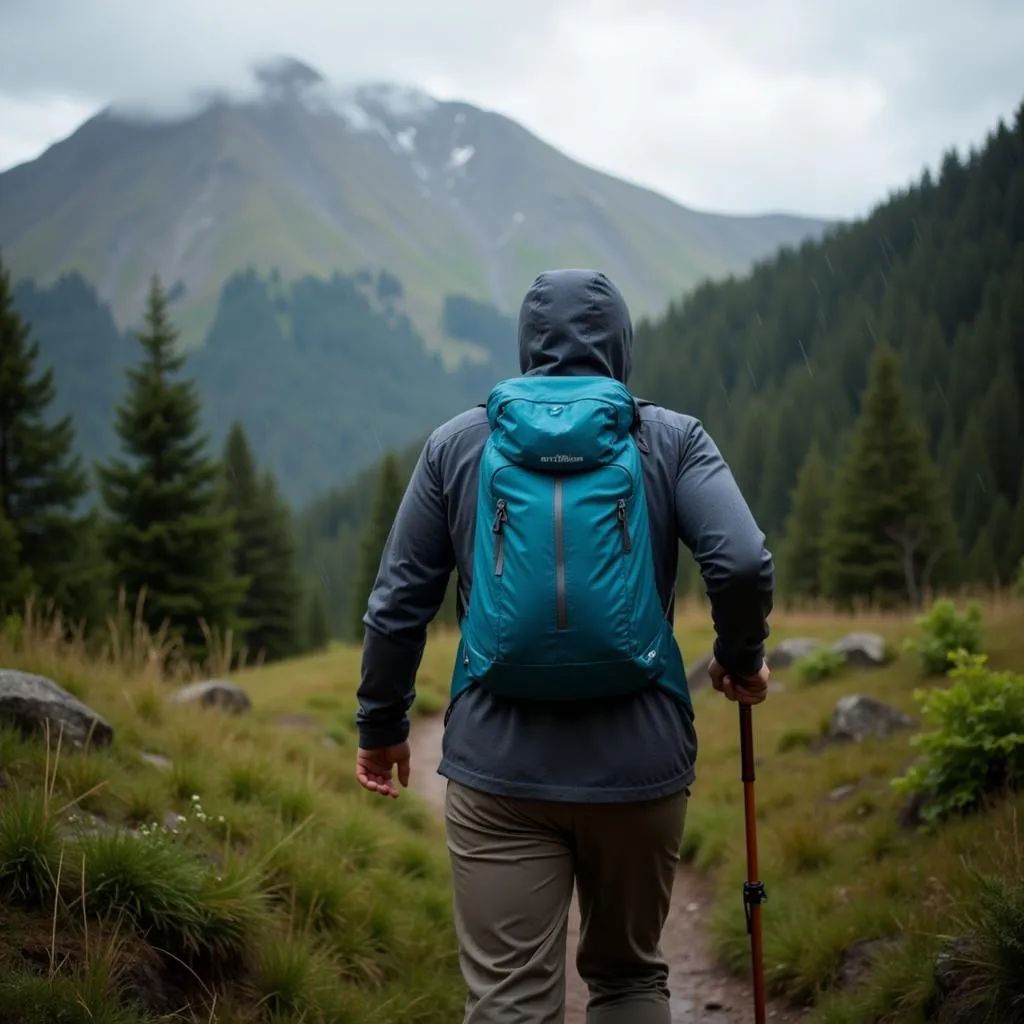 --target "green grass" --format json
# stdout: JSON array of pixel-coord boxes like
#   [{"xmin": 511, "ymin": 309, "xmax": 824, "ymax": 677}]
[
  {"xmin": 0, "ymin": 609, "xmax": 464, "ymax": 1022},
  {"xmin": 0, "ymin": 592, "xmax": 1021, "ymax": 1021},
  {"xmin": 676, "ymin": 595, "xmax": 1024, "ymax": 1021}
]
